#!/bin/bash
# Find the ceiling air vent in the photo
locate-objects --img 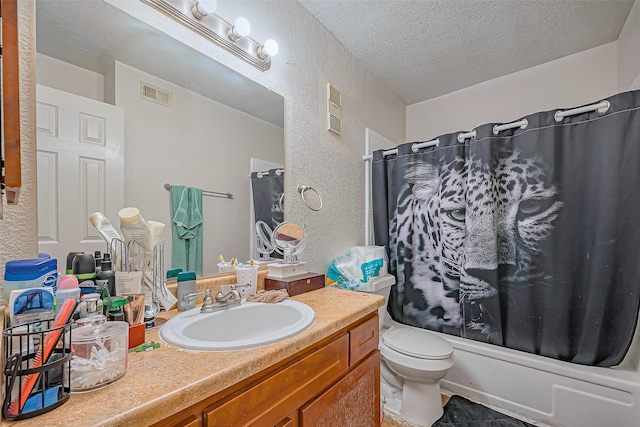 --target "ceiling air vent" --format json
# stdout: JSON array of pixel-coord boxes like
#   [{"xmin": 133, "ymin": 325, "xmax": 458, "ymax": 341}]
[
  {"xmin": 140, "ymin": 81, "xmax": 172, "ymax": 108},
  {"xmin": 327, "ymin": 83, "xmax": 342, "ymax": 135}
]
